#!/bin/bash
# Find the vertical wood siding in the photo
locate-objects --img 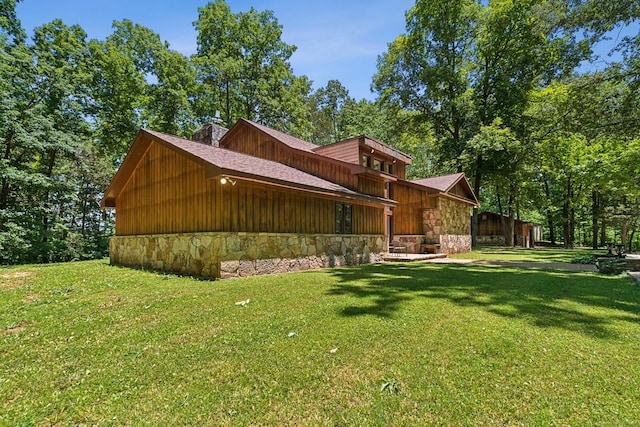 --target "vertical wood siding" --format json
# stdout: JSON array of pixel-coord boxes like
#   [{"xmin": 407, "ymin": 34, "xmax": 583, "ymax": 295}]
[
  {"xmin": 314, "ymin": 141, "xmax": 360, "ymax": 164},
  {"xmin": 392, "ymin": 183, "xmax": 435, "ymax": 235},
  {"xmin": 115, "ymin": 142, "xmax": 383, "ymax": 236}
]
